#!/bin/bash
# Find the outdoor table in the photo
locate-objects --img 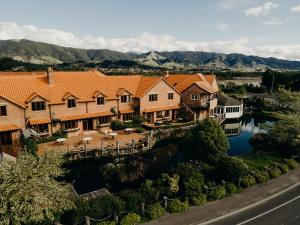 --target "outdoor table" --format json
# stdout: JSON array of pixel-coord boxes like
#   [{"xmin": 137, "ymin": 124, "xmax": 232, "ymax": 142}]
[
  {"xmin": 124, "ymin": 128, "xmax": 134, "ymax": 133},
  {"xmin": 82, "ymin": 137, "xmax": 93, "ymax": 144},
  {"xmin": 109, "ymin": 132, "xmax": 118, "ymax": 139},
  {"xmin": 56, "ymin": 138, "xmax": 66, "ymax": 145}
]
